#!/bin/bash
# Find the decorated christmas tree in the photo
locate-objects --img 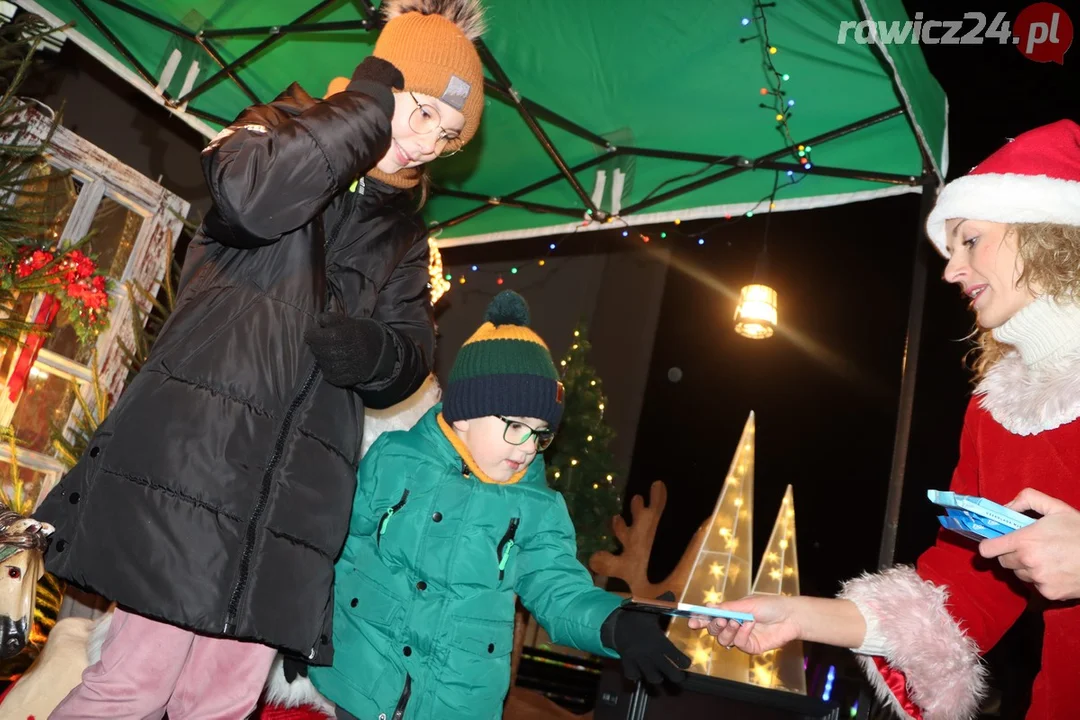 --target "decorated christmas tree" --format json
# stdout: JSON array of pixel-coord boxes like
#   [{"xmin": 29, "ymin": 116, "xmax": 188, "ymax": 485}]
[{"xmin": 544, "ymin": 322, "xmax": 622, "ymax": 565}]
